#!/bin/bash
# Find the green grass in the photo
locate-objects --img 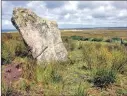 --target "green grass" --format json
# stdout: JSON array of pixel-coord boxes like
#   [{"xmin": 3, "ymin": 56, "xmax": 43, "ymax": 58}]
[
  {"xmin": 1, "ymin": 32, "xmax": 127, "ymax": 95},
  {"xmin": 92, "ymin": 69, "xmax": 116, "ymax": 88}
]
